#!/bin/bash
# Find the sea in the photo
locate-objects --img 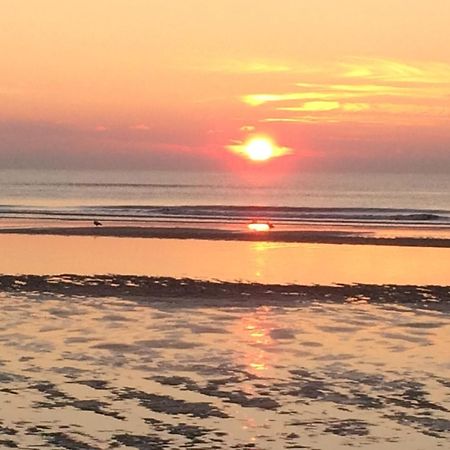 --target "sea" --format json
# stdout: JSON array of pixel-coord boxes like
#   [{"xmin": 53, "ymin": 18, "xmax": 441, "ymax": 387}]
[{"xmin": 0, "ymin": 169, "xmax": 449, "ymax": 228}]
